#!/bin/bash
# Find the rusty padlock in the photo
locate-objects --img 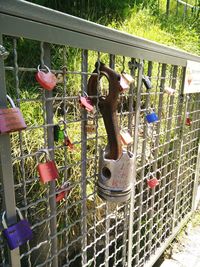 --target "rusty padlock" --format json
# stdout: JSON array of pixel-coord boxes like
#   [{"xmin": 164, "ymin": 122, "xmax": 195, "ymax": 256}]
[
  {"xmin": 36, "ymin": 149, "xmax": 59, "ymax": 183},
  {"xmin": 87, "ymin": 62, "xmax": 135, "ymax": 202},
  {"xmin": 2, "ymin": 208, "xmax": 33, "ymax": 250},
  {"xmin": 35, "ymin": 65, "xmax": 57, "ymax": 90},
  {"xmin": 0, "ymin": 95, "xmax": 27, "ymax": 134}
]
